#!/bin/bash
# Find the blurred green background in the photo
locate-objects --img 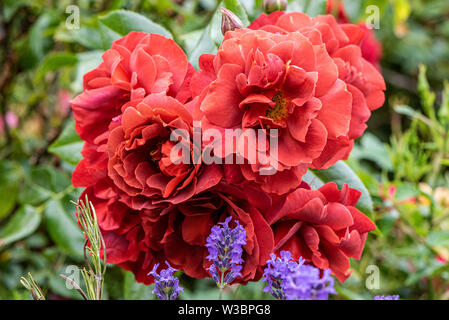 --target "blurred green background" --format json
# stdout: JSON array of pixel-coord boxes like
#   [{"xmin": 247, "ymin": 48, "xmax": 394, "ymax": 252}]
[{"xmin": 0, "ymin": 0, "xmax": 448, "ymax": 300}]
